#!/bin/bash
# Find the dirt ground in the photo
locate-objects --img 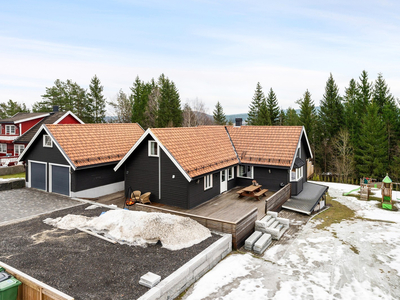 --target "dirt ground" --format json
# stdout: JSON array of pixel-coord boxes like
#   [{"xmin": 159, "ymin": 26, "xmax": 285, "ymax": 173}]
[{"xmin": 0, "ymin": 204, "xmax": 221, "ymax": 300}]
